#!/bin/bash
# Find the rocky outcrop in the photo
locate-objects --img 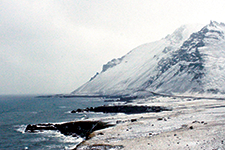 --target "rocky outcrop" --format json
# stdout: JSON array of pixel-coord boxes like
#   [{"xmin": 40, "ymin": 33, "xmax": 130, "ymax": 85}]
[
  {"xmin": 102, "ymin": 57, "xmax": 124, "ymax": 72},
  {"xmin": 25, "ymin": 121, "xmax": 113, "ymax": 139},
  {"xmin": 71, "ymin": 105, "xmax": 172, "ymax": 114}
]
